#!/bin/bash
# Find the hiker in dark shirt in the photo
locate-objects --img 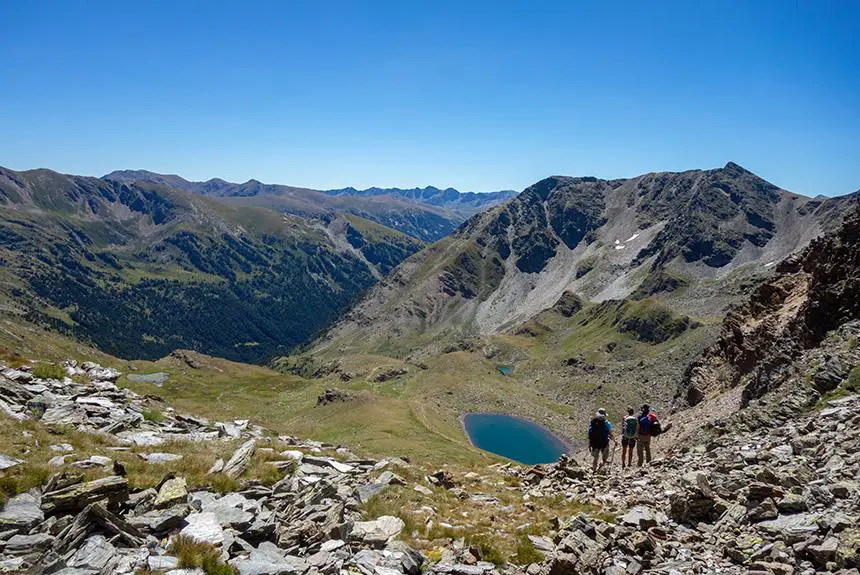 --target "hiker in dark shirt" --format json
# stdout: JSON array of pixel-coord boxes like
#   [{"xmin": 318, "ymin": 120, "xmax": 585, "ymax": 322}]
[{"xmin": 588, "ymin": 408, "xmax": 616, "ymax": 472}]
